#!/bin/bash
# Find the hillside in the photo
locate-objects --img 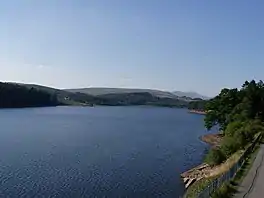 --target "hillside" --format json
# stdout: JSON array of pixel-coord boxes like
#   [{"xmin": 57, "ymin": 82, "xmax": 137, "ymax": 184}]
[
  {"xmin": 18, "ymin": 83, "xmax": 97, "ymax": 106},
  {"xmin": 0, "ymin": 82, "xmax": 58, "ymax": 108},
  {"xmin": 5, "ymin": 83, "xmax": 205, "ymax": 108},
  {"xmin": 97, "ymin": 92, "xmax": 189, "ymax": 107},
  {"xmin": 172, "ymin": 91, "xmax": 210, "ymax": 100},
  {"xmin": 65, "ymin": 87, "xmax": 177, "ymax": 98},
  {"xmin": 66, "ymin": 87, "xmax": 209, "ymax": 101}
]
